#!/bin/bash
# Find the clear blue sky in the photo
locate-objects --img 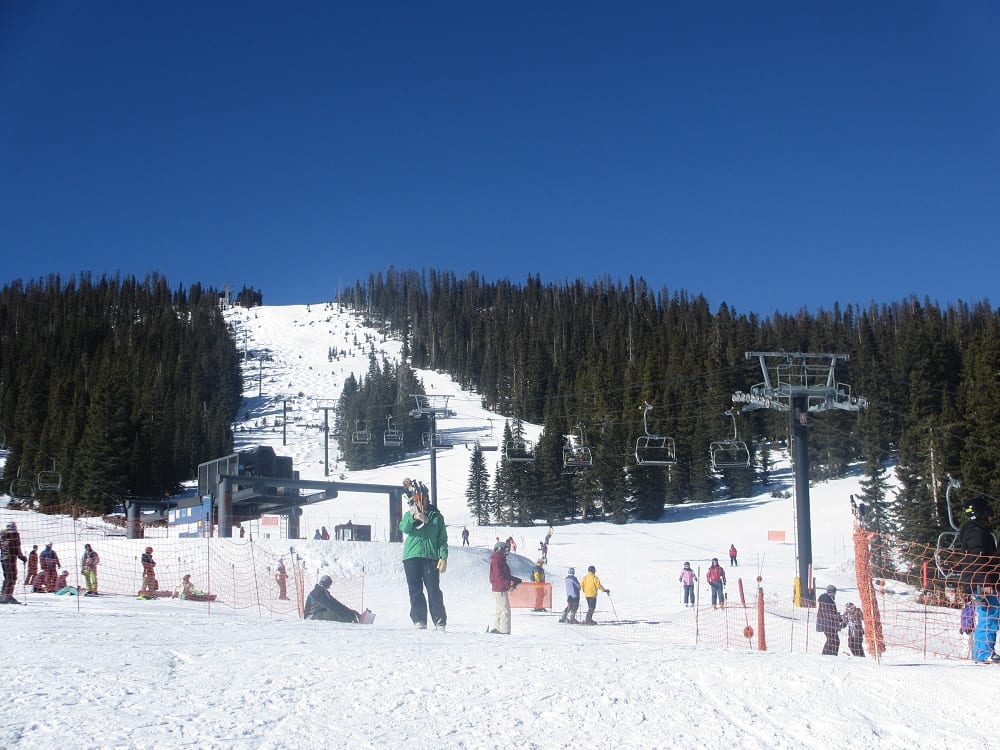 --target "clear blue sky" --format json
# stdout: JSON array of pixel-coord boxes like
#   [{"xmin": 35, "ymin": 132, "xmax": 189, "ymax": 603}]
[{"xmin": 2, "ymin": 2, "xmax": 998, "ymax": 316}]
